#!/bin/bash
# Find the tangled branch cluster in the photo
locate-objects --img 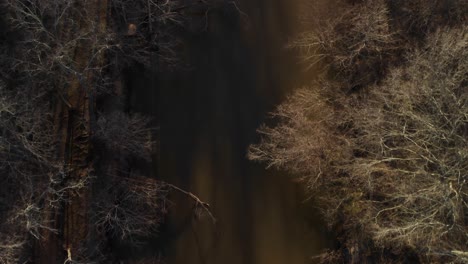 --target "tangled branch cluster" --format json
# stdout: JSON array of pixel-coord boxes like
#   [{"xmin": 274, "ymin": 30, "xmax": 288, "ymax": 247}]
[
  {"xmin": 95, "ymin": 111, "xmax": 154, "ymax": 160},
  {"xmin": 94, "ymin": 174, "xmax": 168, "ymax": 241},
  {"xmin": 4, "ymin": 0, "xmax": 112, "ymax": 85},
  {"xmin": 291, "ymin": 0, "xmax": 398, "ymax": 89},
  {"xmin": 0, "ymin": 78, "xmax": 91, "ymax": 262},
  {"xmin": 250, "ymin": 2, "xmax": 467, "ymax": 261}
]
